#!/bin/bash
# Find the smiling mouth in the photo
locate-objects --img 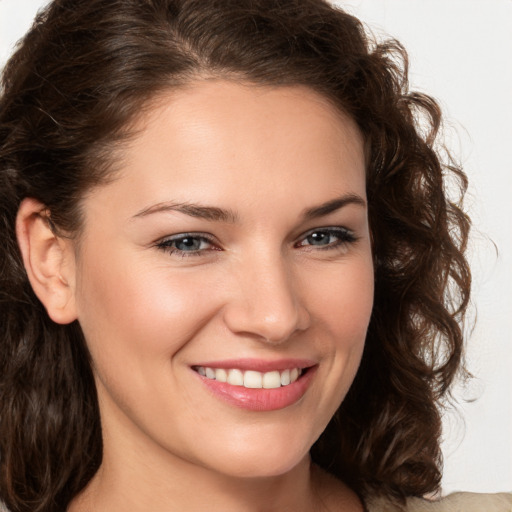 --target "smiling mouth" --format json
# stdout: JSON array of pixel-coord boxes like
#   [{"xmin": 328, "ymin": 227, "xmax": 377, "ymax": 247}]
[
  {"xmin": 192, "ymin": 362, "xmax": 317, "ymax": 411},
  {"xmin": 193, "ymin": 366, "xmax": 306, "ymax": 389}
]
